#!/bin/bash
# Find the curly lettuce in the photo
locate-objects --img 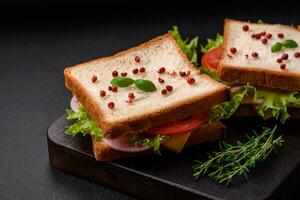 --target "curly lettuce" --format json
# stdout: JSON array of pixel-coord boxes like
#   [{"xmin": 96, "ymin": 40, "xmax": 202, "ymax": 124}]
[
  {"xmin": 129, "ymin": 134, "xmax": 168, "ymax": 155},
  {"xmin": 65, "ymin": 103, "xmax": 168, "ymax": 152},
  {"xmin": 200, "ymin": 33, "xmax": 223, "ymax": 54},
  {"xmin": 209, "ymin": 84, "xmax": 300, "ymax": 123},
  {"xmin": 170, "ymin": 26, "xmax": 199, "ymax": 66},
  {"xmin": 254, "ymin": 89, "xmax": 300, "ymax": 123},
  {"xmin": 65, "ymin": 103, "xmax": 103, "ymax": 140},
  {"xmin": 257, "ymin": 19, "xmax": 264, "ymax": 24},
  {"xmin": 209, "ymin": 85, "xmax": 255, "ymax": 122}
]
